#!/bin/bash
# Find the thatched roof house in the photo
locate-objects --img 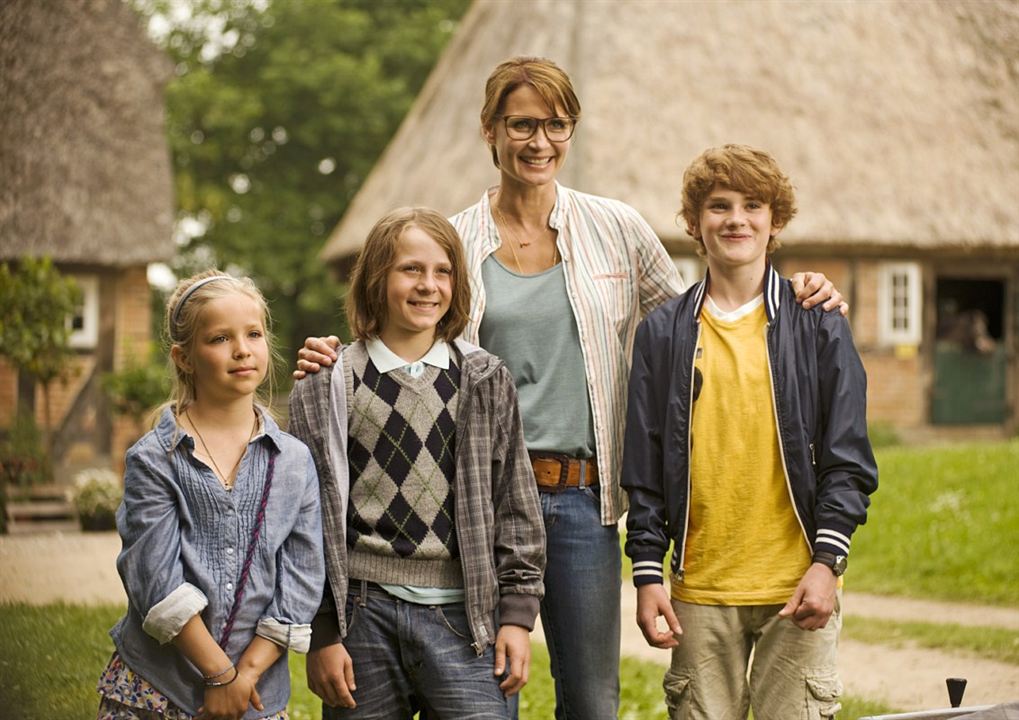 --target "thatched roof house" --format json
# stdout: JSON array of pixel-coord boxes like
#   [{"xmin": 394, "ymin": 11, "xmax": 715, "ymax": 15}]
[
  {"xmin": 320, "ymin": 0, "xmax": 1019, "ymax": 436},
  {"xmin": 0, "ymin": 0, "xmax": 175, "ymax": 266},
  {"xmin": 322, "ymin": 0, "xmax": 1019, "ymax": 264},
  {"xmin": 0, "ymin": 0, "xmax": 175, "ymax": 477}
]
